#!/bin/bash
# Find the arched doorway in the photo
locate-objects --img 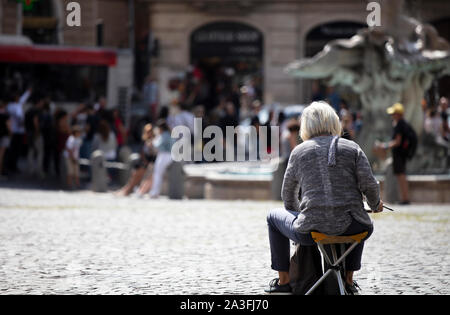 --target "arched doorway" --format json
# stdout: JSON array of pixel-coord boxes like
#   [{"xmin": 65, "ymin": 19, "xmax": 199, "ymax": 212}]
[
  {"xmin": 304, "ymin": 21, "xmax": 366, "ymax": 118},
  {"xmin": 305, "ymin": 21, "xmax": 365, "ymax": 57},
  {"xmin": 189, "ymin": 21, "xmax": 264, "ymax": 112},
  {"xmin": 431, "ymin": 17, "xmax": 450, "ymax": 99},
  {"xmin": 22, "ymin": 0, "xmax": 60, "ymax": 44}
]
